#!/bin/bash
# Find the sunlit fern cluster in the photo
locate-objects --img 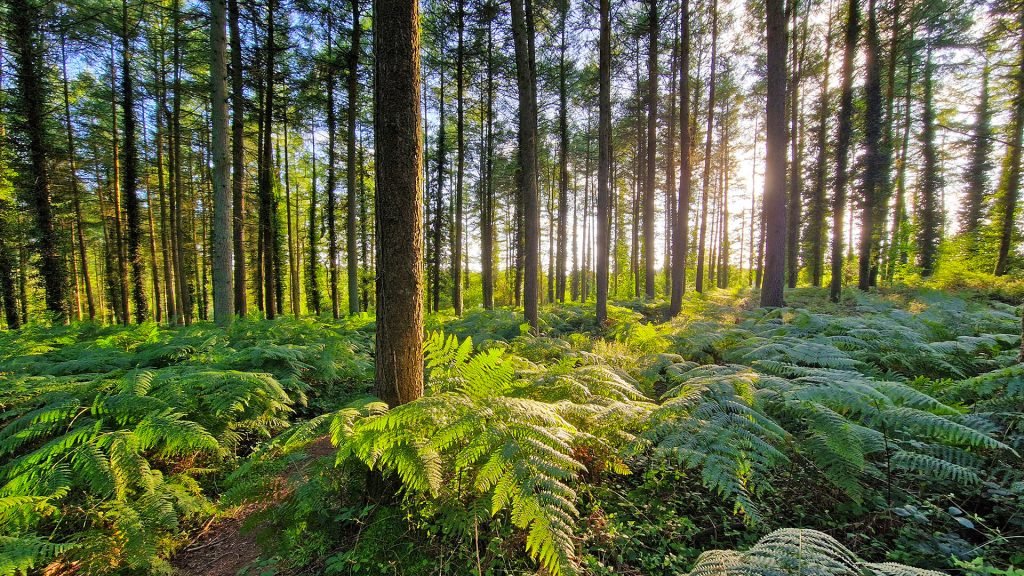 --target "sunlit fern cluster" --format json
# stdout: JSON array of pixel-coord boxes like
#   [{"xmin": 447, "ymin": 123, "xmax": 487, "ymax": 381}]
[
  {"xmin": 685, "ymin": 528, "xmax": 945, "ymax": 575},
  {"xmin": 0, "ymin": 317, "xmax": 372, "ymax": 575}
]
